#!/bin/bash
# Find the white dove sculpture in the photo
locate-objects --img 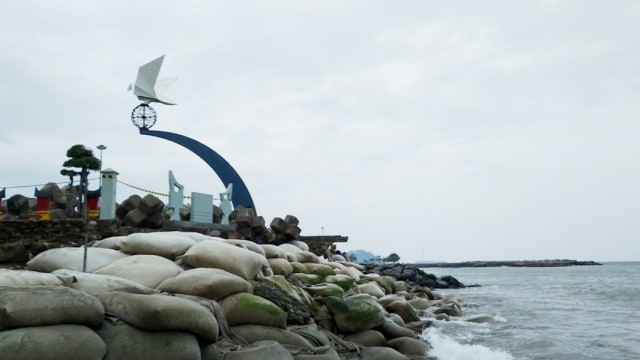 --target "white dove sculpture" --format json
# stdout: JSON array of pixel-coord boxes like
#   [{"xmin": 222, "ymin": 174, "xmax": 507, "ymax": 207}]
[{"xmin": 128, "ymin": 55, "xmax": 177, "ymax": 105}]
